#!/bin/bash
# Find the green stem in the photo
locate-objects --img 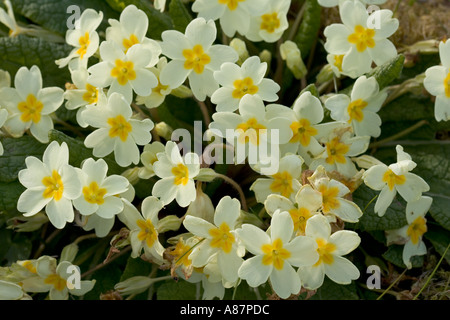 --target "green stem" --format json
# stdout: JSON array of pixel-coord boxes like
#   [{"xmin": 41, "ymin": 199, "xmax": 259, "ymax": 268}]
[
  {"xmin": 376, "ymin": 268, "xmax": 408, "ymax": 300},
  {"xmin": 214, "ymin": 173, "xmax": 248, "ymax": 211},
  {"xmin": 370, "ymin": 120, "xmax": 428, "ymax": 149}
]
